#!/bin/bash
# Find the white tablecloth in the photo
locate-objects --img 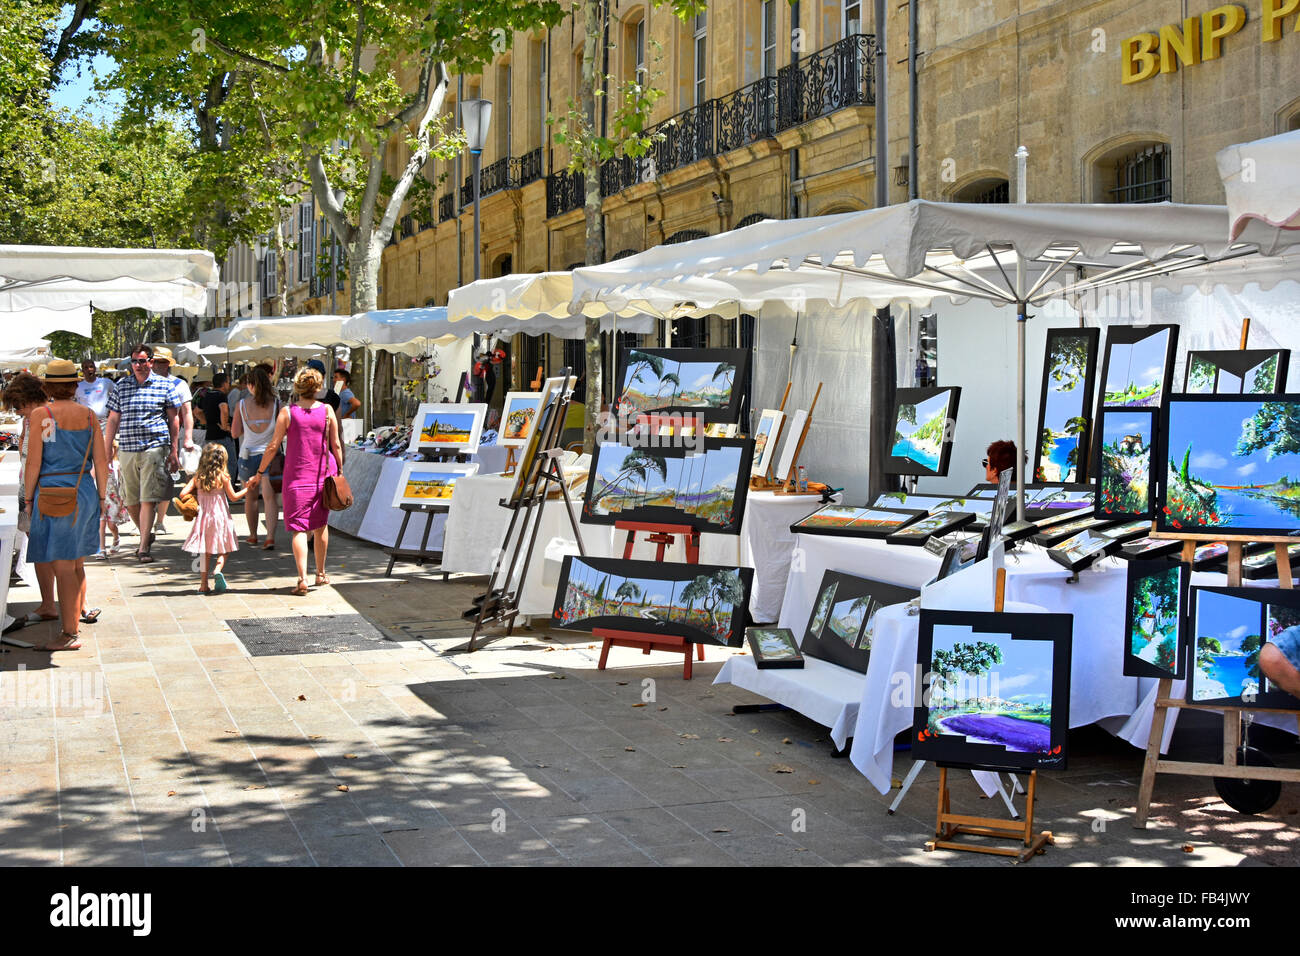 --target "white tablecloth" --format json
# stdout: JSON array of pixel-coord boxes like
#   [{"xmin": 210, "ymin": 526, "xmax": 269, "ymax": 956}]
[
  {"xmin": 713, "ymin": 653, "xmax": 866, "ymax": 749},
  {"xmin": 741, "ymin": 491, "xmax": 840, "ymax": 623}
]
